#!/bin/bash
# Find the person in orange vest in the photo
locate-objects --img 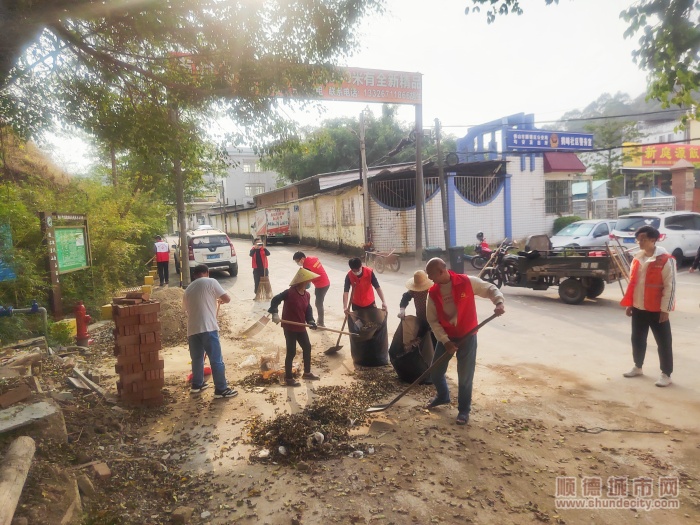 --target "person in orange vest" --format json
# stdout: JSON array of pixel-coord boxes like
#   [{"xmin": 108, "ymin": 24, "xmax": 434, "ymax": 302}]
[
  {"xmin": 343, "ymin": 257, "xmax": 387, "ymax": 315},
  {"xmin": 424, "ymin": 257, "xmax": 505, "ymax": 425},
  {"xmin": 249, "ymin": 238, "xmax": 270, "ymax": 298},
  {"xmin": 293, "ymin": 251, "xmax": 330, "ymax": 327},
  {"xmin": 268, "ymin": 268, "xmax": 320, "ymax": 386},
  {"xmin": 620, "ymin": 225, "xmax": 676, "ymax": 387},
  {"xmin": 154, "ymin": 235, "xmax": 170, "ymax": 286}
]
